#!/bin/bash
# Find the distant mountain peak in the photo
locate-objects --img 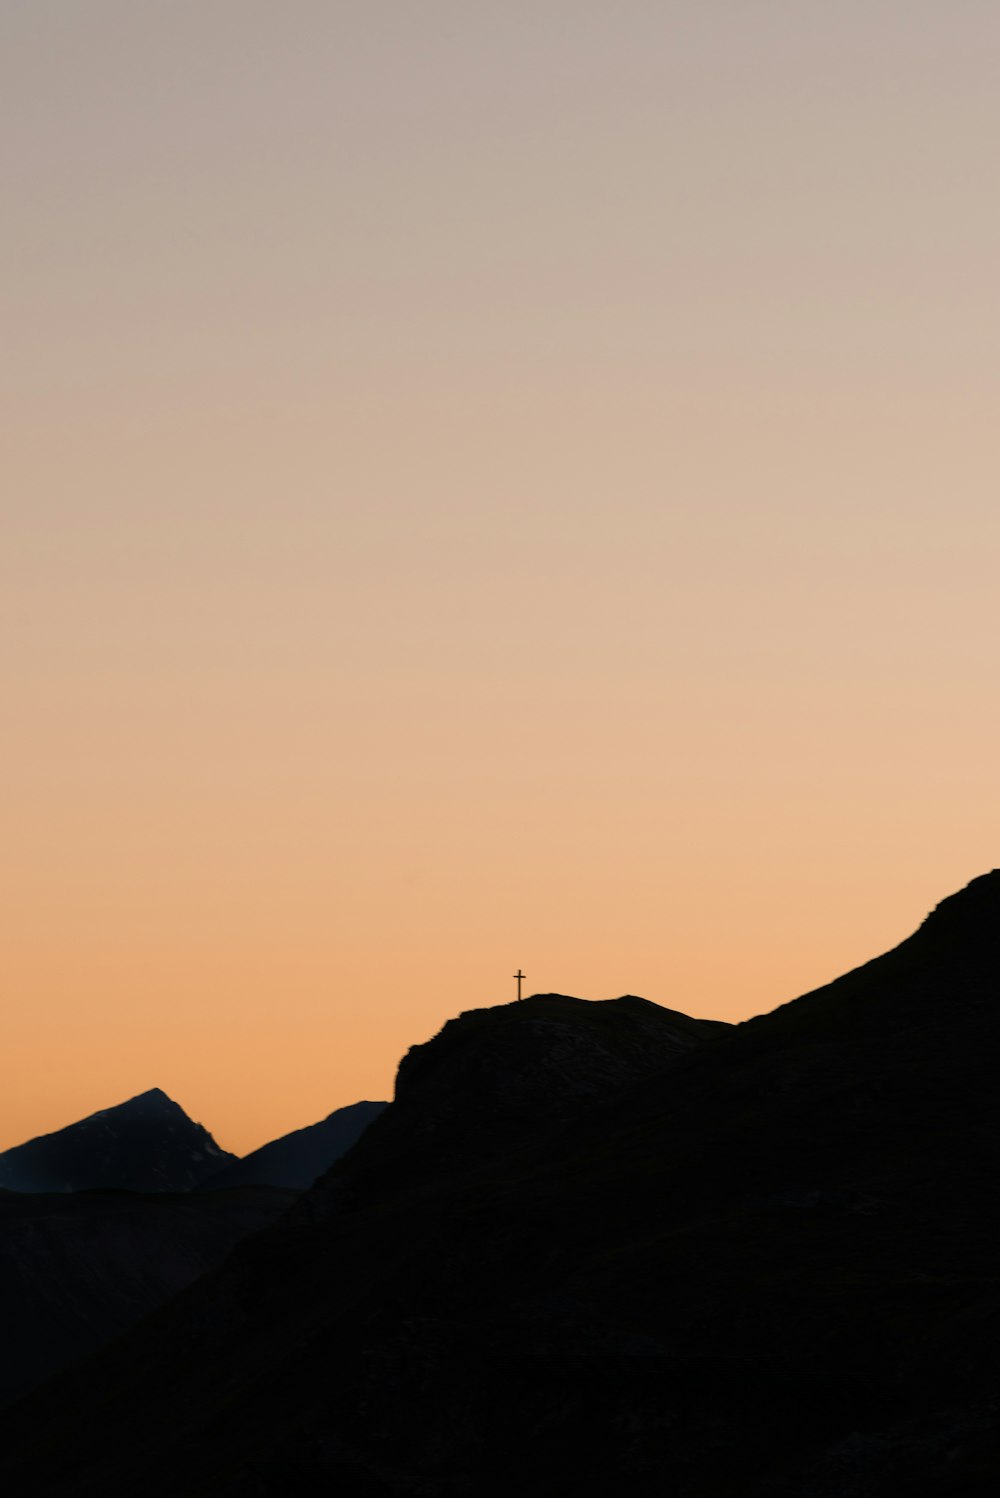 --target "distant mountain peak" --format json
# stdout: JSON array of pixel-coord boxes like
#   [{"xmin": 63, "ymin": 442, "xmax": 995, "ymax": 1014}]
[
  {"xmin": 85, "ymin": 1089, "xmax": 188, "ymax": 1125},
  {"xmin": 199, "ymin": 1100, "xmax": 387, "ymax": 1192},
  {"xmin": 120, "ymin": 1089, "xmax": 182, "ymax": 1110},
  {"xmin": 0, "ymin": 1091, "xmax": 234, "ymax": 1194}
]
